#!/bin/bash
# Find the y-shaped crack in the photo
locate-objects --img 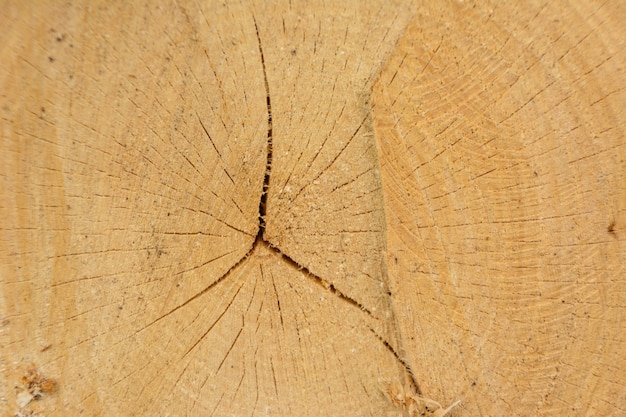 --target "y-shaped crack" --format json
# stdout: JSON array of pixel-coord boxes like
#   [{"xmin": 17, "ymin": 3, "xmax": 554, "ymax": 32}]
[
  {"xmin": 146, "ymin": 16, "xmax": 420, "ymax": 396},
  {"xmin": 251, "ymin": 19, "xmax": 379, "ymax": 317},
  {"xmin": 250, "ymin": 17, "xmax": 420, "ymax": 394}
]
